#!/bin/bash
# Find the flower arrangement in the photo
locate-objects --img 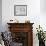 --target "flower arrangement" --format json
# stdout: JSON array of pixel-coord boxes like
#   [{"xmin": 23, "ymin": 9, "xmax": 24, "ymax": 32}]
[{"xmin": 36, "ymin": 25, "xmax": 45, "ymax": 42}]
